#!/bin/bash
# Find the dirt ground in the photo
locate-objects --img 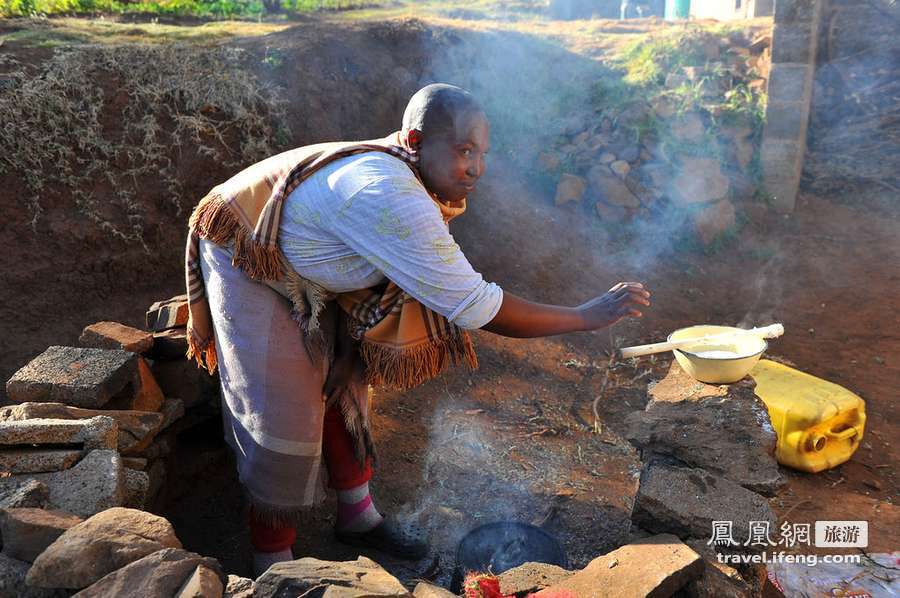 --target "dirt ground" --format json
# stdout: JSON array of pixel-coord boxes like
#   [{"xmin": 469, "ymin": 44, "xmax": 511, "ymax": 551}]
[{"xmin": 0, "ymin": 12, "xmax": 897, "ymax": 589}]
